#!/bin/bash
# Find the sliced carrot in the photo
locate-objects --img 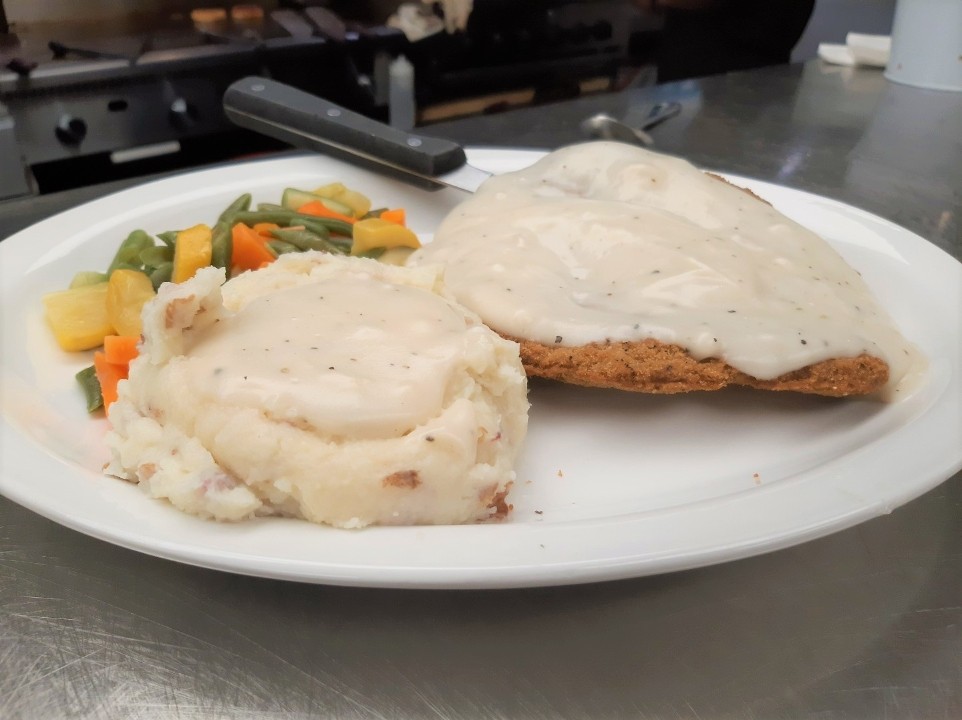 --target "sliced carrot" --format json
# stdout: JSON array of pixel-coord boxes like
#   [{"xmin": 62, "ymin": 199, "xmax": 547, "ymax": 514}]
[
  {"xmin": 93, "ymin": 350, "xmax": 128, "ymax": 413},
  {"xmin": 379, "ymin": 208, "xmax": 406, "ymax": 226},
  {"xmin": 103, "ymin": 335, "xmax": 140, "ymax": 365},
  {"xmin": 231, "ymin": 223, "xmax": 276, "ymax": 273},
  {"xmin": 297, "ymin": 200, "xmax": 357, "ymax": 224},
  {"xmin": 252, "ymin": 222, "xmax": 280, "ymax": 237}
]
